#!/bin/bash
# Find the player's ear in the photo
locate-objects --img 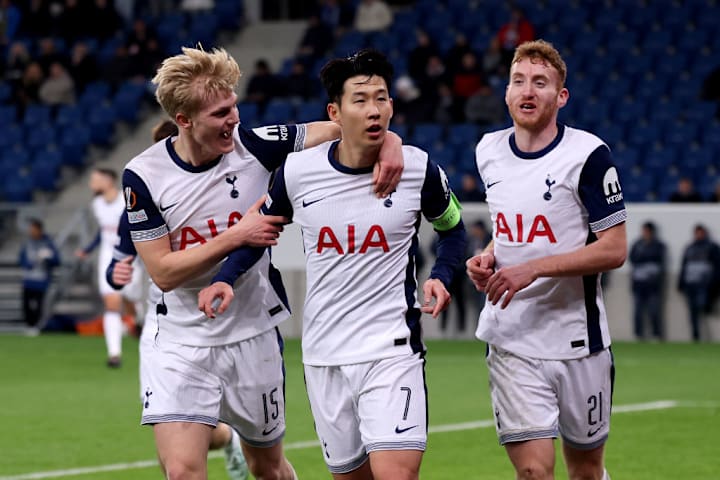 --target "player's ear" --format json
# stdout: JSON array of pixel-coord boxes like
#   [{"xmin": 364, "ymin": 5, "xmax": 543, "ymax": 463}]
[
  {"xmin": 327, "ymin": 102, "xmax": 341, "ymax": 124},
  {"xmin": 176, "ymin": 111, "xmax": 192, "ymax": 130}
]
